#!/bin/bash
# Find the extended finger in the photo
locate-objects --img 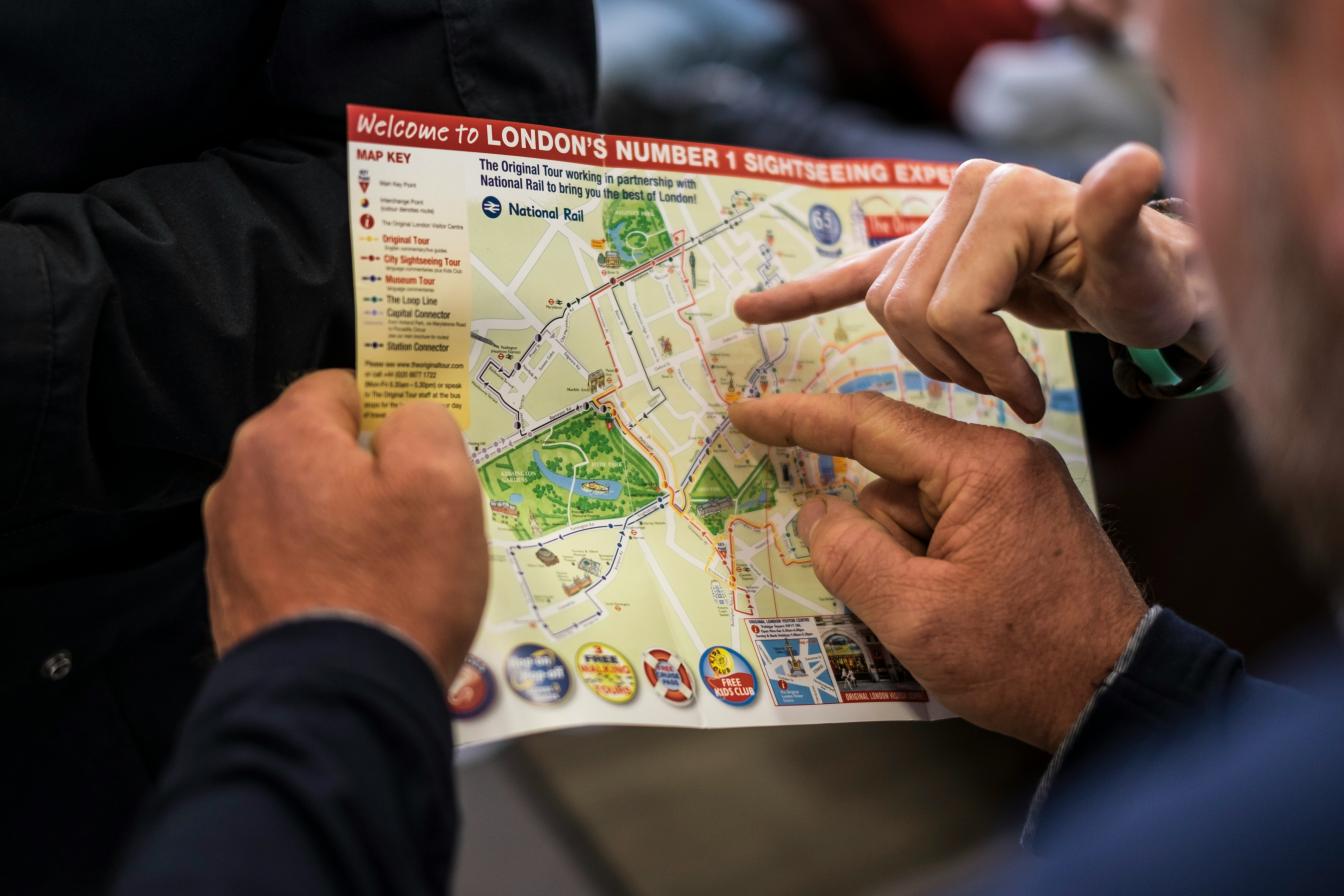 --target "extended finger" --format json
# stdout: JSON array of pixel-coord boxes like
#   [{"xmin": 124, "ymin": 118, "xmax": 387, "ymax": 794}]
[
  {"xmin": 864, "ymin": 231, "xmax": 955, "ymax": 383},
  {"xmin": 735, "ymin": 238, "xmax": 904, "ymax": 324},
  {"xmin": 729, "ymin": 392, "xmax": 967, "ymax": 488},
  {"xmin": 880, "ymin": 161, "xmax": 999, "ymax": 392},
  {"xmin": 925, "ymin": 168, "xmax": 1069, "ymax": 420}
]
